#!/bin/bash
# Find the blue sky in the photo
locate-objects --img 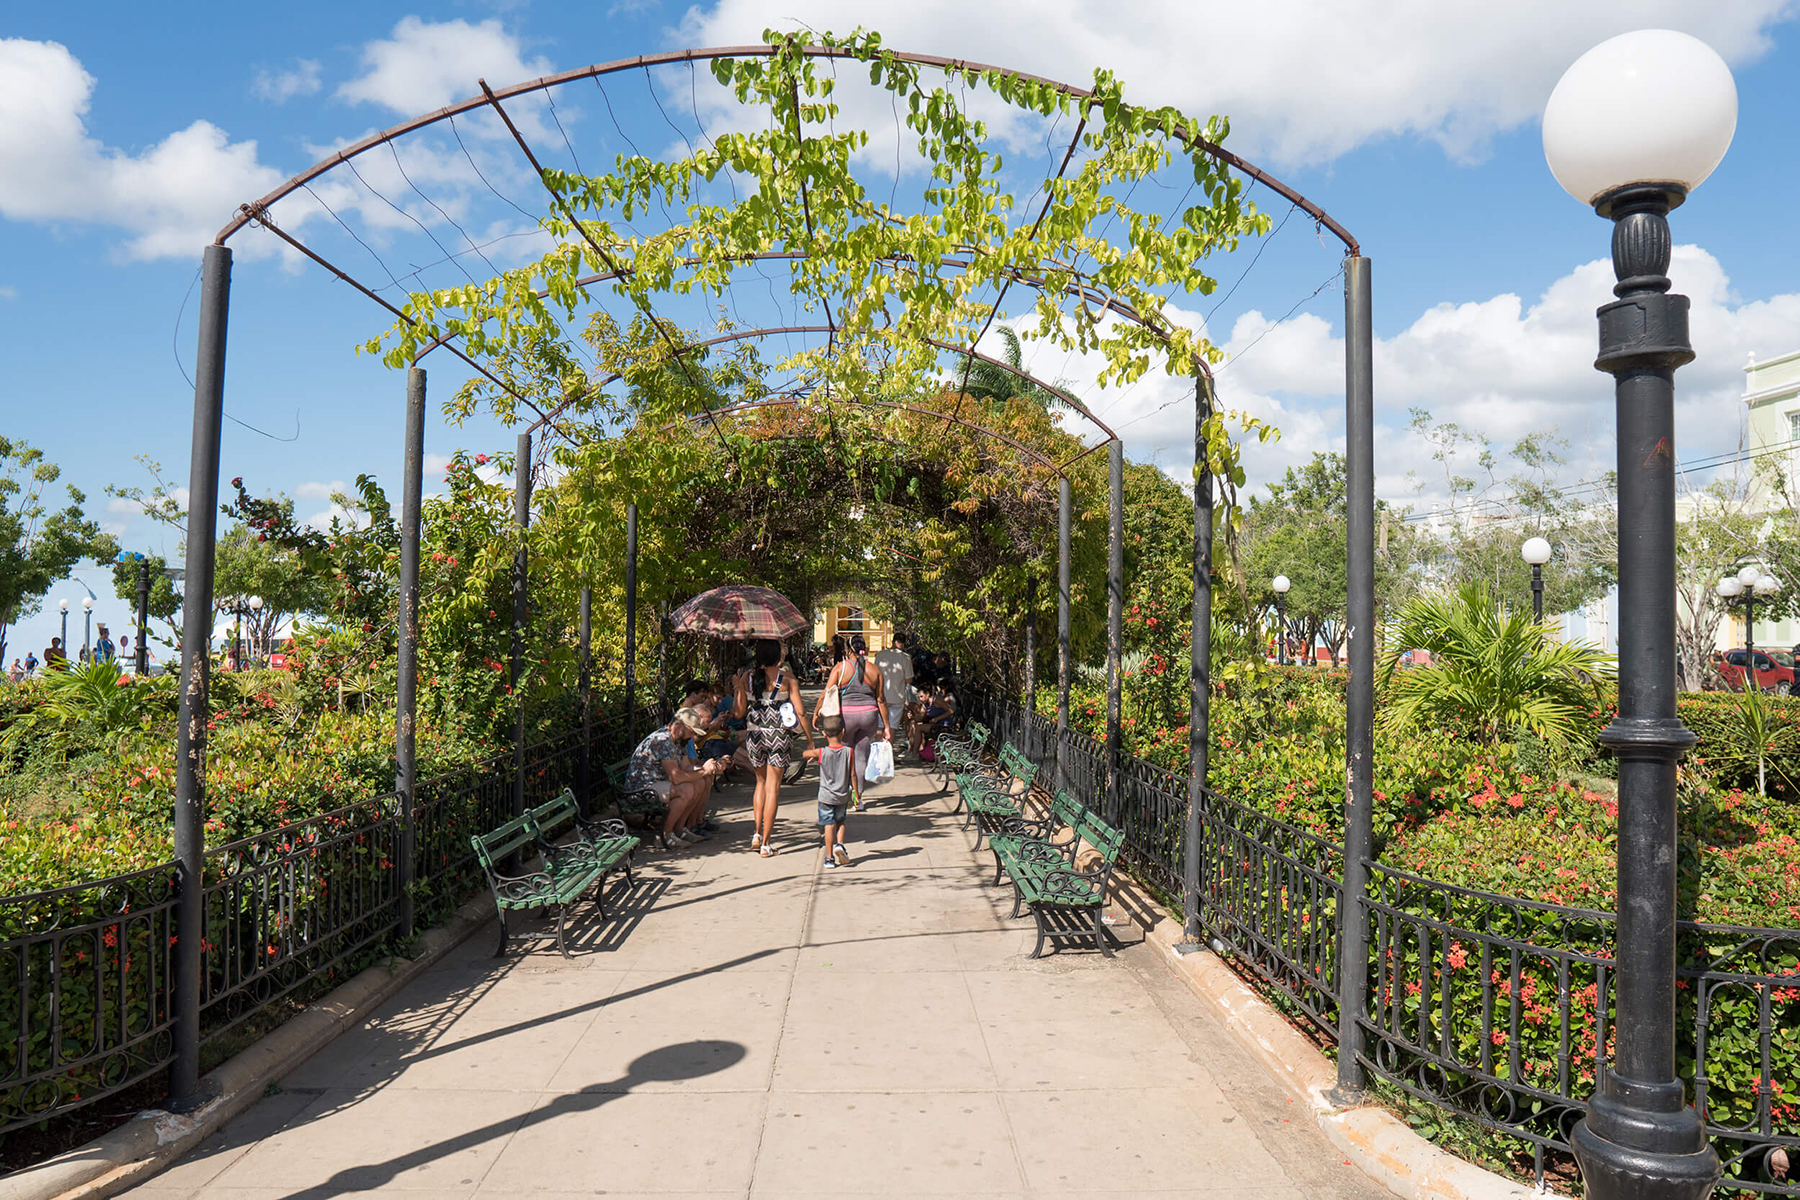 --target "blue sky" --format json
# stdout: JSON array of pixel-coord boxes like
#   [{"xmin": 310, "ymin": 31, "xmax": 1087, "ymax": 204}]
[{"xmin": 2, "ymin": 1, "xmax": 1798, "ymax": 663}]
